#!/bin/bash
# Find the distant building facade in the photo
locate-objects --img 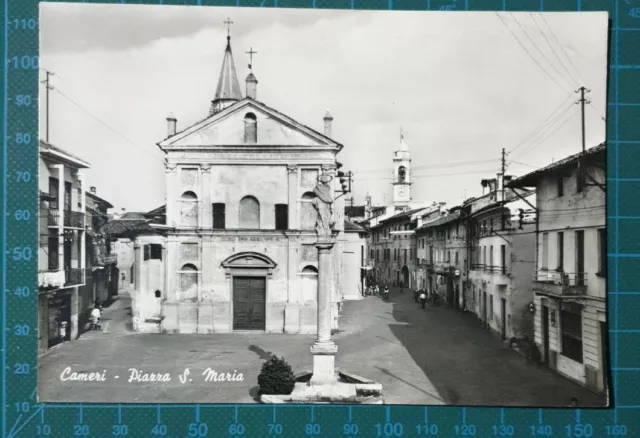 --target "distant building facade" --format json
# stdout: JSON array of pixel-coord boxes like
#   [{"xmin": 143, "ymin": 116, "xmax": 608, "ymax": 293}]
[
  {"xmin": 466, "ymin": 177, "xmax": 537, "ymax": 341},
  {"xmin": 341, "ymin": 220, "xmax": 368, "ymax": 300},
  {"xmin": 509, "ymin": 143, "xmax": 607, "ymax": 395}
]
